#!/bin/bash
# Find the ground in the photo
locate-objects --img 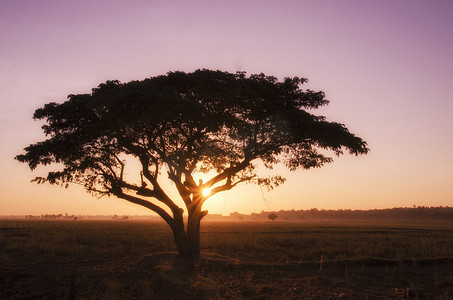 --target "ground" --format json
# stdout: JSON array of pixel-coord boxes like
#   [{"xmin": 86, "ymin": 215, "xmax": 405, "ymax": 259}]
[{"xmin": 1, "ymin": 219, "xmax": 452, "ymax": 299}]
